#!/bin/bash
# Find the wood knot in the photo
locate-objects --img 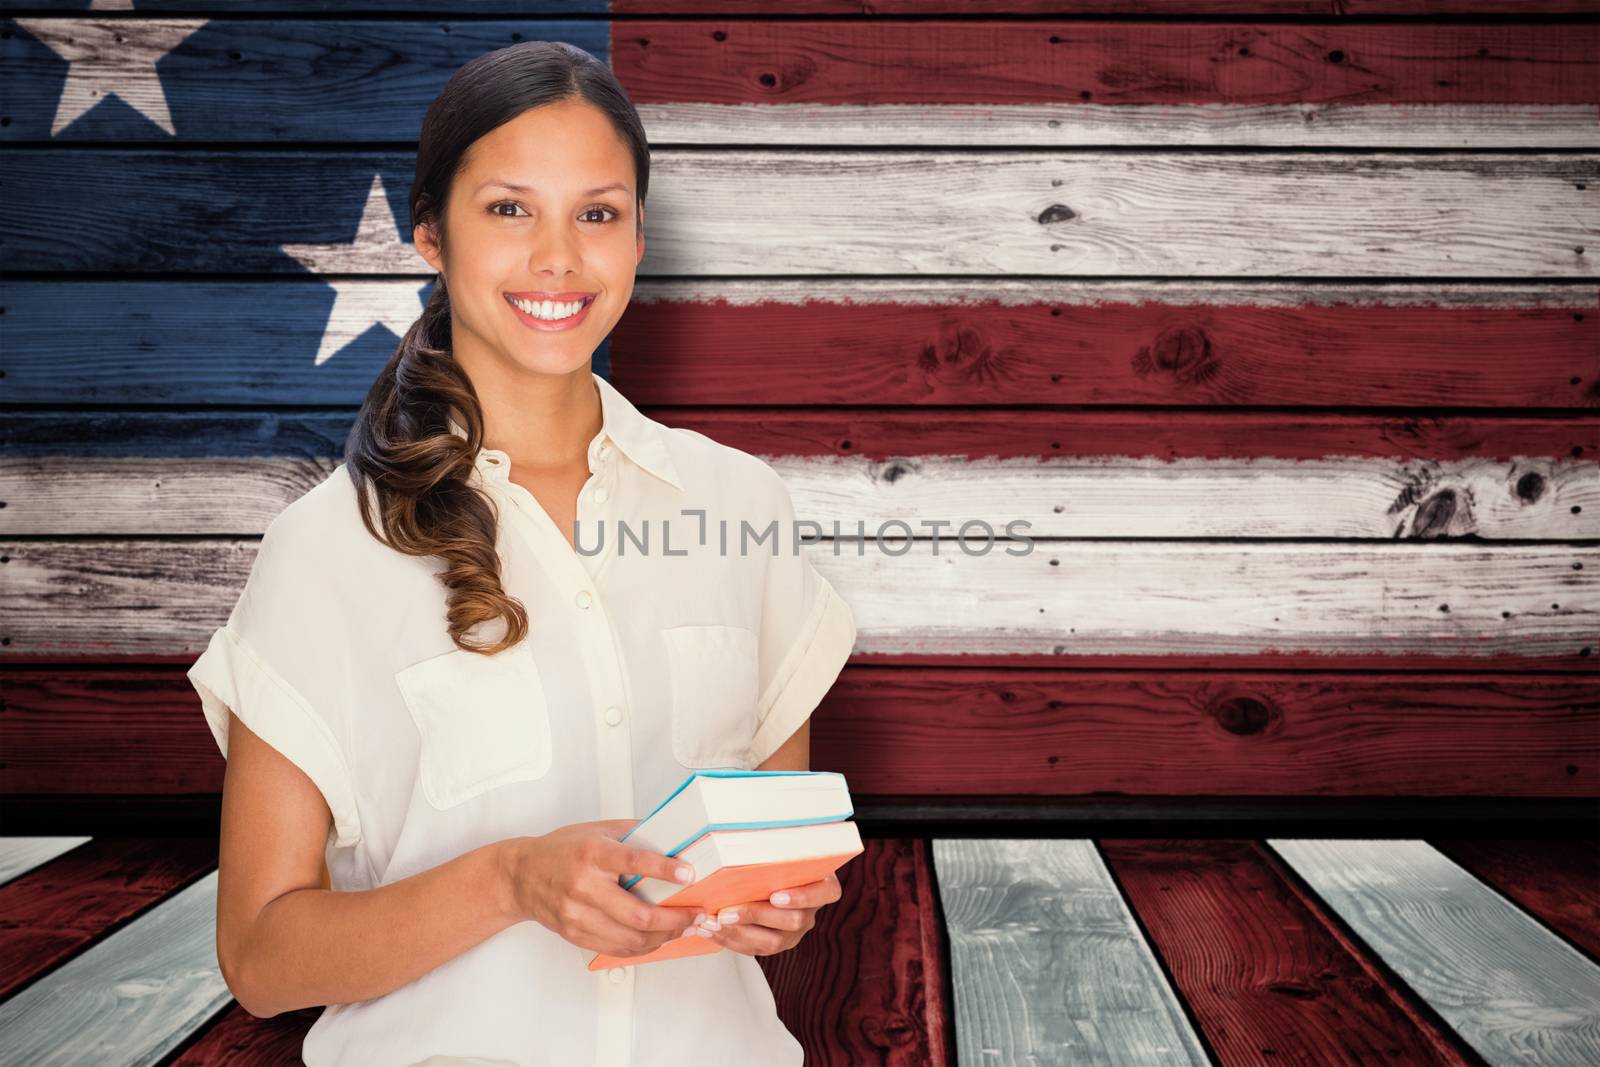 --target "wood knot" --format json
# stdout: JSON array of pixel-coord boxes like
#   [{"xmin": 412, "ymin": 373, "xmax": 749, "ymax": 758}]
[
  {"xmin": 1037, "ymin": 203, "xmax": 1077, "ymax": 225},
  {"xmin": 1412, "ymin": 489, "xmax": 1457, "ymax": 537},
  {"xmin": 1267, "ymin": 981, "xmax": 1321, "ymax": 1000},
  {"xmin": 876, "ymin": 458, "xmax": 919, "ymax": 485},
  {"xmin": 1212, "ymin": 696, "xmax": 1273, "ymax": 736},
  {"xmin": 918, "ymin": 324, "xmax": 1005, "ymax": 385},
  {"xmin": 1132, "ymin": 325, "xmax": 1220, "ymax": 385},
  {"xmin": 1515, "ymin": 470, "xmax": 1546, "ymax": 503}
]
